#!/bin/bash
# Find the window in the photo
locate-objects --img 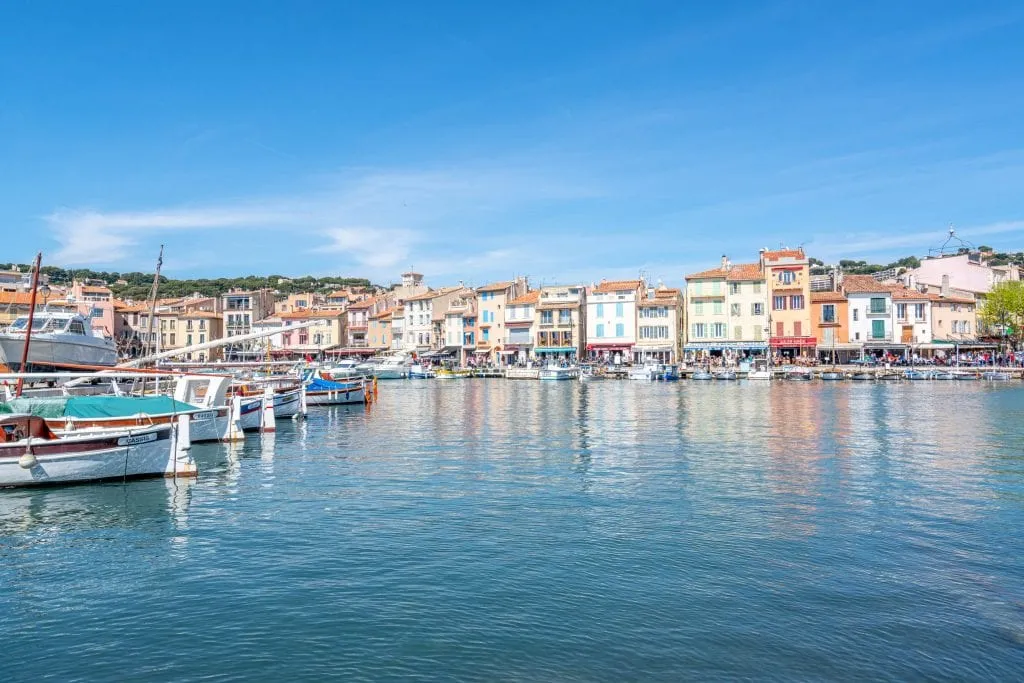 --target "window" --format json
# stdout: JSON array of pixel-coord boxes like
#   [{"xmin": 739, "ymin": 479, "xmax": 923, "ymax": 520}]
[
  {"xmin": 482, "ymin": 328, "xmax": 490, "ymax": 341},
  {"xmin": 615, "ymin": 323, "xmax": 624, "ymax": 337},
  {"xmin": 596, "ymin": 323, "xmax": 604, "ymax": 338},
  {"xmin": 559, "ymin": 310, "xmax": 571, "ymax": 324},
  {"xmin": 855, "ymin": 331, "xmax": 861, "ymax": 340},
  {"xmin": 170, "ymin": 333, "xmax": 176, "ymax": 346},
  {"xmin": 615, "ymin": 302, "xmax": 623, "ymax": 317},
  {"xmin": 730, "ymin": 283, "xmax": 741, "ymax": 294},
  {"xmin": 68, "ymin": 320, "xmax": 87, "ymax": 335},
  {"xmin": 734, "ymin": 325, "xmax": 742, "ymax": 340},
  {"xmin": 773, "ymin": 296, "xmax": 787, "ymax": 311},
  {"xmin": 712, "ymin": 323, "xmax": 726, "ymax": 338},
  {"xmin": 187, "ymin": 334, "xmax": 193, "ymax": 346},
  {"xmin": 752, "ymin": 302, "xmax": 764, "ymax": 316},
  {"xmin": 790, "ymin": 295, "xmax": 804, "ymax": 310},
  {"xmin": 871, "ymin": 320, "xmax": 886, "ymax": 339},
  {"xmin": 753, "ymin": 326, "xmax": 763, "ymax": 341},
  {"xmin": 541, "ymin": 310, "xmax": 553, "ymax": 324},
  {"xmin": 914, "ymin": 304, "xmax": 926, "ymax": 321},
  {"xmin": 694, "ymin": 282, "xmax": 703, "ymax": 296},
  {"xmin": 713, "ymin": 301, "xmax": 723, "ymax": 315},
  {"xmin": 793, "ymin": 322, "xmax": 802, "ymax": 337},
  {"xmin": 853, "ymin": 309, "xmax": 859, "ymax": 321},
  {"xmin": 822, "ymin": 304, "xmax": 835, "ymax": 323},
  {"xmin": 596, "ymin": 303, "xmax": 604, "ymax": 318},
  {"xmin": 692, "ymin": 323, "xmax": 706, "ymax": 339},
  {"xmin": 896, "ymin": 303, "xmax": 907, "ymax": 320},
  {"xmin": 964, "ymin": 321, "xmax": 971, "ymax": 334},
  {"xmin": 779, "ymin": 270, "xmax": 795, "ymax": 285},
  {"xmin": 776, "ymin": 321, "xmax": 784, "ymax": 337},
  {"xmin": 753, "ymin": 282, "xmax": 762, "ymax": 293},
  {"xmin": 640, "ymin": 326, "xmax": 668, "ymax": 339},
  {"xmin": 730, "ymin": 303, "xmax": 741, "ymax": 316},
  {"xmin": 694, "ymin": 301, "xmax": 704, "ymax": 315},
  {"xmin": 869, "ymin": 298, "xmax": 886, "ymax": 314}
]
